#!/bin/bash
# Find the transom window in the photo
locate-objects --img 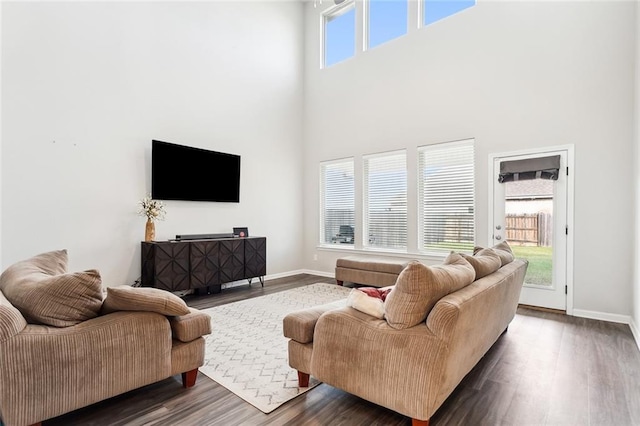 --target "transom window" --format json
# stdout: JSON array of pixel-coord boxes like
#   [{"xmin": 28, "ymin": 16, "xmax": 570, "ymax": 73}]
[
  {"xmin": 320, "ymin": 0, "xmax": 476, "ymax": 68},
  {"xmin": 323, "ymin": 1, "xmax": 356, "ymax": 68},
  {"xmin": 367, "ymin": 0, "xmax": 408, "ymax": 50},
  {"xmin": 424, "ymin": 0, "xmax": 476, "ymax": 26}
]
